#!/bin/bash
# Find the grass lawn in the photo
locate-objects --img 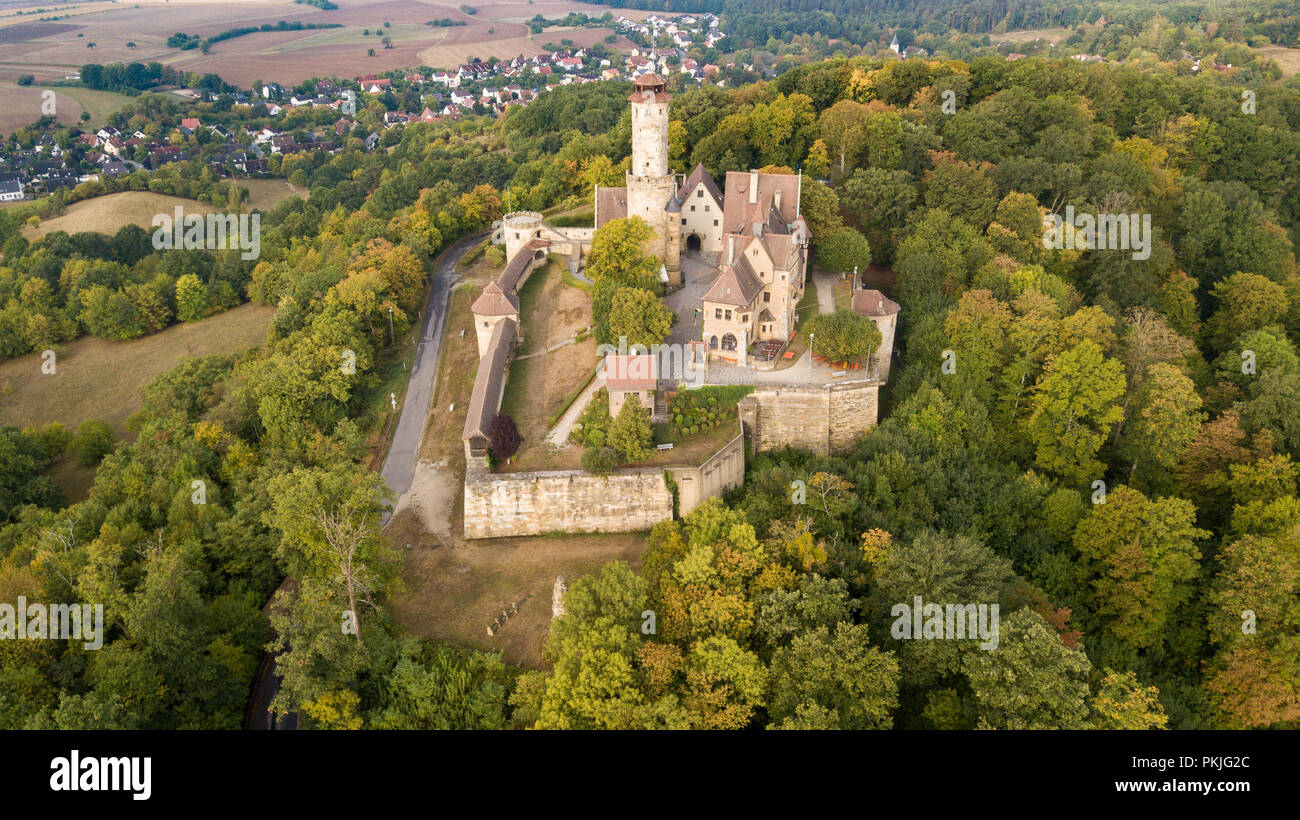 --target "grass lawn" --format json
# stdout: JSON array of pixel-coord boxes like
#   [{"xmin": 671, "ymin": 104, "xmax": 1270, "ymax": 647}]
[
  {"xmin": 23, "ymin": 192, "xmax": 217, "ymax": 240},
  {"xmin": 498, "ymin": 261, "xmax": 594, "ymax": 470},
  {"xmin": 0, "ymin": 83, "xmax": 137, "ymax": 134},
  {"xmin": 0, "ymin": 302, "xmax": 274, "ymax": 437},
  {"xmin": 384, "ymin": 508, "xmax": 647, "ymax": 668},
  {"xmin": 241, "ymin": 178, "xmax": 304, "ymax": 211},
  {"xmin": 832, "ymin": 275, "xmax": 852, "ymax": 310},
  {"xmin": 1255, "ymin": 44, "xmax": 1300, "ymax": 78},
  {"xmin": 57, "ymin": 86, "xmax": 144, "ymax": 131},
  {"xmin": 420, "ymin": 282, "xmax": 484, "ymax": 470},
  {"xmin": 43, "ymin": 453, "xmax": 97, "ymax": 508},
  {"xmin": 22, "ymin": 183, "xmax": 302, "ymax": 241}
]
